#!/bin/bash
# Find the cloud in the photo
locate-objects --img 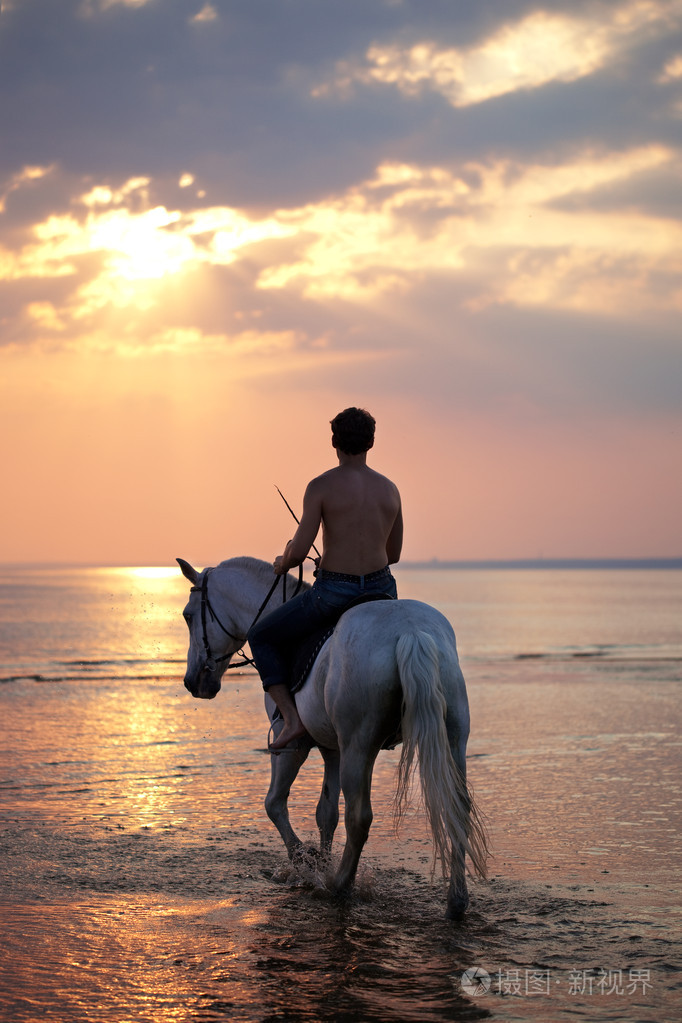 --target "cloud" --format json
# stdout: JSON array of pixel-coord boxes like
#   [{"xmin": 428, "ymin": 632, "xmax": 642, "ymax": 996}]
[
  {"xmin": 0, "ymin": 0, "xmax": 410, "ymax": 196},
  {"xmin": 1, "ymin": 1, "xmax": 681, "ymax": 433},
  {"xmin": 190, "ymin": 2, "xmax": 218, "ymax": 24},
  {"xmin": 0, "ymin": 164, "xmax": 56, "ymax": 215},
  {"xmin": 2, "ymin": 126, "xmax": 680, "ymax": 420},
  {"xmin": 659, "ymin": 51, "xmax": 682, "ymax": 79},
  {"xmin": 315, "ymin": 1, "xmax": 682, "ymax": 107},
  {"xmin": 2, "ymin": 0, "xmax": 680, "ymax": 211},
  {"xmin": 252, "ymin": 145, "xmax": 682, "ymax": 318}
]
